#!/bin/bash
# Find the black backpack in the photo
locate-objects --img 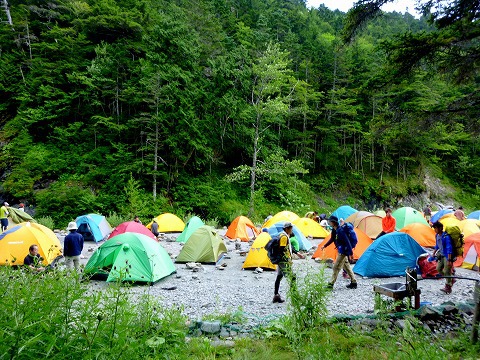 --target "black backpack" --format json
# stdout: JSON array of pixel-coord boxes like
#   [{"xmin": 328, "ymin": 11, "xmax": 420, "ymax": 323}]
[{"xmin": 264, "ymin": 233, "xmax": 284, "ymax": 264}]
